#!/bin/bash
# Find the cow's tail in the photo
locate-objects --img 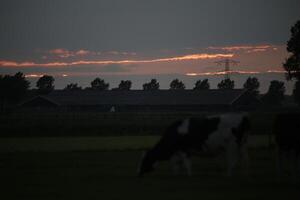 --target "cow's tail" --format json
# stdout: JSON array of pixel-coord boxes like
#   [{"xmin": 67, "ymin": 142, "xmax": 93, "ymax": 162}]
[{"xmin": 137, "ymin": 151, "xmax": 146, "ymax": 177}]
